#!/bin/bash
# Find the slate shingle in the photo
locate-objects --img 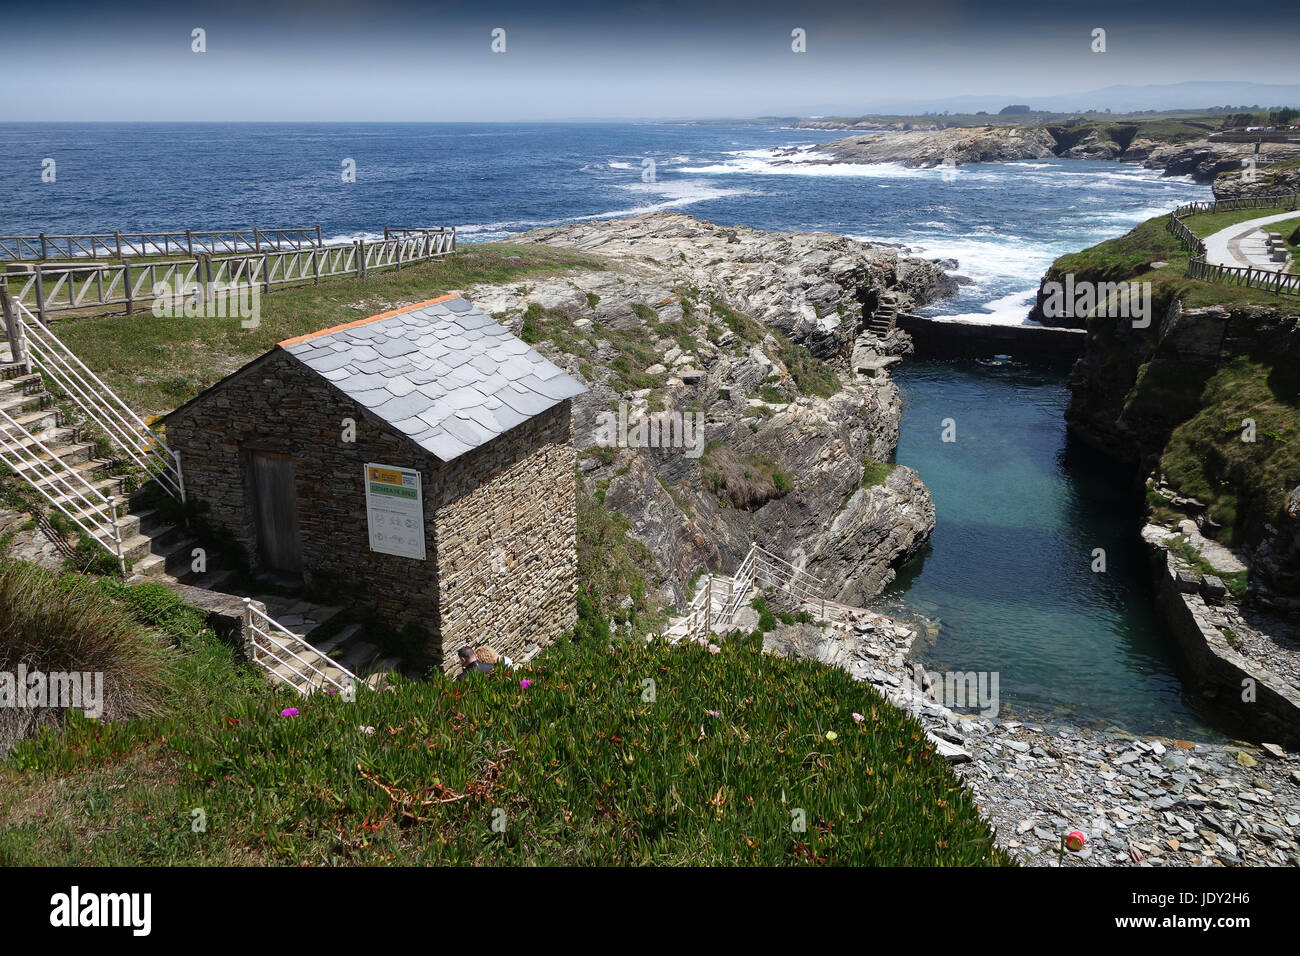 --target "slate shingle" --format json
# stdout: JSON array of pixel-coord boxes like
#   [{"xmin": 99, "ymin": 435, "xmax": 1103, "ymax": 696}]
[{"xmin": 283, "ymin": 295, "xmax": 585, "ymax": 461}]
